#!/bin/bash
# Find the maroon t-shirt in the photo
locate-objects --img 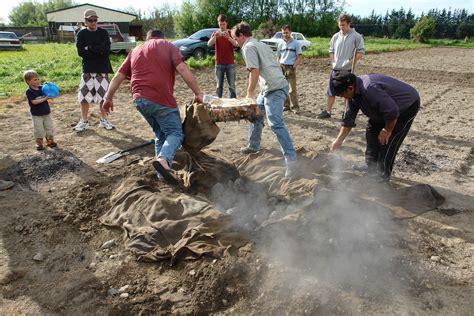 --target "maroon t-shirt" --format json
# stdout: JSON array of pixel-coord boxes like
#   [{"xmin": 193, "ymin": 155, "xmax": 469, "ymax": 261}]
[
  {"xmin": 214, "ymin": 30, "xmax": 235, "ymax": 65},
  {"xmin": 118, "ymin": 38, "xmax": 184, "ymax": 108}
]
